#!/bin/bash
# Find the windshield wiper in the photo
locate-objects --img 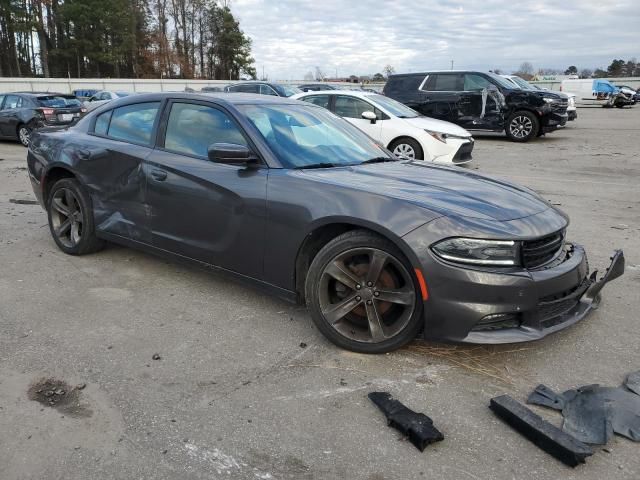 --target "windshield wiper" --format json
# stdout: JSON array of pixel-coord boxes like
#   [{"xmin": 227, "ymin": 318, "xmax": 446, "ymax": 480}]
[
  {"xmin": 294, "ymin": 162, "xmax": 339, "ymax": 170},
  {"xmin": 360, "ymin": 157, "xmax": 397, "ymax": 165}
]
